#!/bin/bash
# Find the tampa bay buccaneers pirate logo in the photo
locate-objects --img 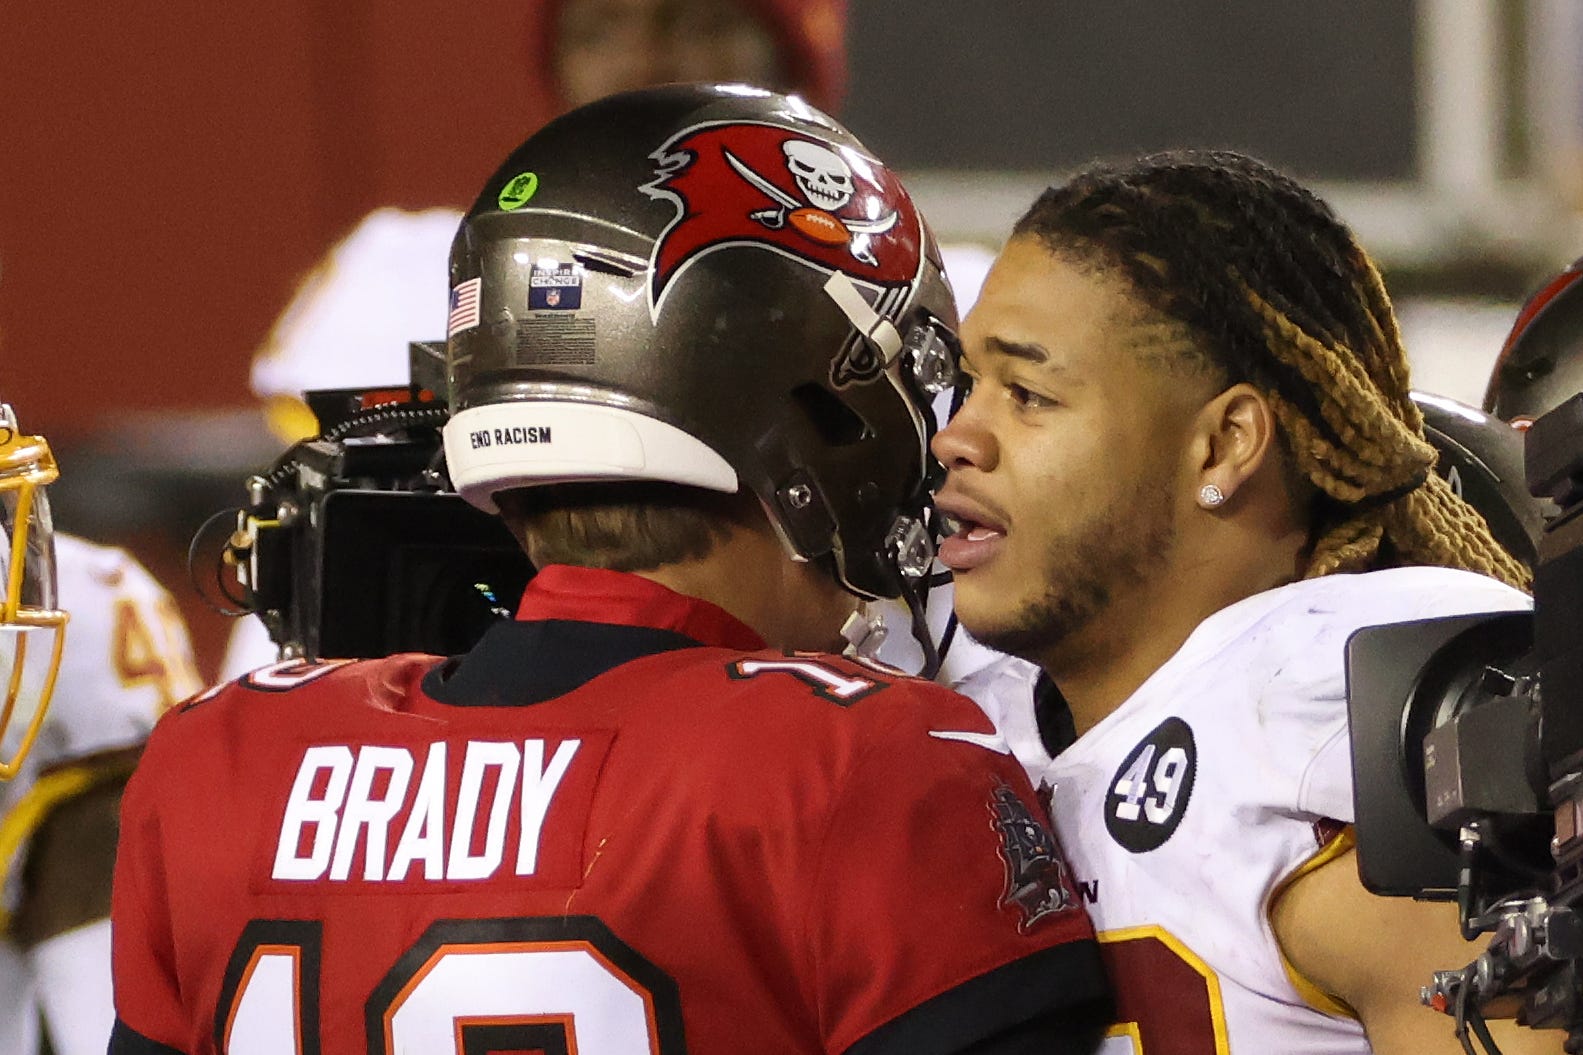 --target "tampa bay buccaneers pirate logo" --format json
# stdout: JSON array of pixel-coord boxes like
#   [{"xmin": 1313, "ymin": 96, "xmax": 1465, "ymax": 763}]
[
  {"xmin": 989, "ymin": 783, "xmax": 1074, "ymax": 931},
  {"xmin": 725, "ymin": 140, "xmax": 898, "ymax": 264},
  {"xmin": 641, "ymin": 121, "xmax": 924, "ymax": 381}
]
